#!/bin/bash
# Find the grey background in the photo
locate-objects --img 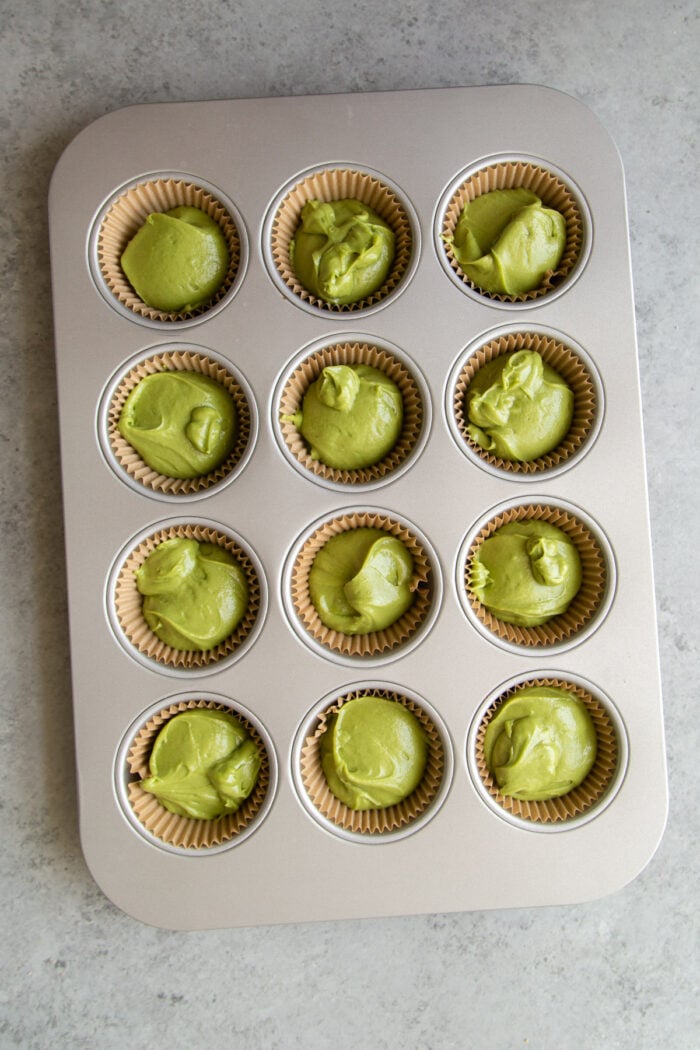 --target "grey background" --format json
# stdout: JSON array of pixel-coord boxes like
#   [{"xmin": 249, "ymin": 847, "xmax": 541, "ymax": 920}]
[{"xmin": 1, "ymin": 1, "xmax": 697, "ymax": 1048}]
